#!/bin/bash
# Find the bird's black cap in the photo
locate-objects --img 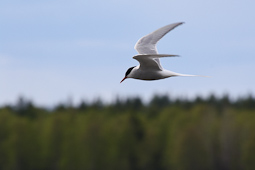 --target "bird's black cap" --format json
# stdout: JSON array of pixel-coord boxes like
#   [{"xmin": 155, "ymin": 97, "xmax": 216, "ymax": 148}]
[{"xmin": 125, "ymin": 66, "xmax": 135, "ymax": 77}]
